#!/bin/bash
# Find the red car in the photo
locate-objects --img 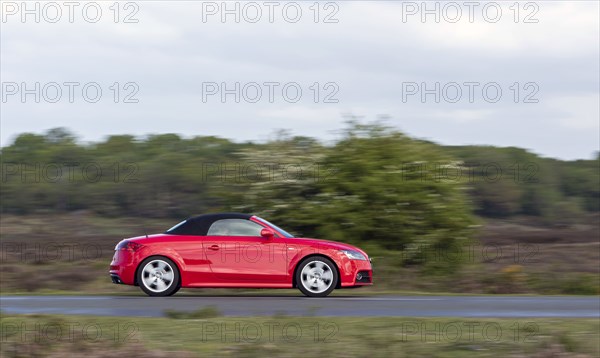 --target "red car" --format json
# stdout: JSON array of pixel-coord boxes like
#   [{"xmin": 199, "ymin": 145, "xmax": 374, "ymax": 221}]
[{"xmin": 110, "ymin": 213, "xmax": 373, "ymax": 297}]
